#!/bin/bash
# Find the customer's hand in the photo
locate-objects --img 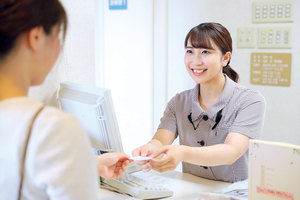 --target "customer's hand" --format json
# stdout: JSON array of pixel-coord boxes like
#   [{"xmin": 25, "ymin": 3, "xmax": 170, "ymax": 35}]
[{"xmin": 97, "ymin": 152, "xmax": 132, "ymax": 179}]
